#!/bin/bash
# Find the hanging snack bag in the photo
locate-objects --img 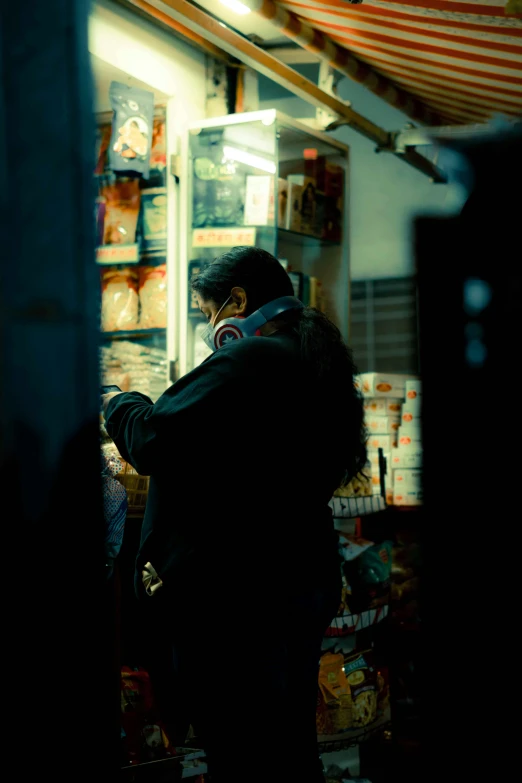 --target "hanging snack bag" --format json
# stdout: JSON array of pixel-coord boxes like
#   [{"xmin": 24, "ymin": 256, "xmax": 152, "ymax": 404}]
[
  {"xmin": 140, "ymin": 188, "xmax": 167, "ymax": 252},
  {"xmin": 343, "ymin": 649, "xmax": 378, "ymax": 729},
  {"xmin": 95, "ymin": 124, "xmax": 112, "ymax": 175},
  {"xmin": 316, "ymin": 652, "xmax": 352, "ymax": 735},
  {"xmin": 109, "ymin": 81, "xmax": 154, "ymax": 178},
  {"xmin": 147, "ymin": 117, "xmax": 167, "ymax": 184},
  {"xmin": 101, "ymin": 179, "xmax": 141, "ymax": 245},
  {"xmin": 139, "ymin": 265, "xmax": 167, "ymax": 329},
  {"xmin": 101, "ymin": 267, "xmax": 139, "ymax": 332}
]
